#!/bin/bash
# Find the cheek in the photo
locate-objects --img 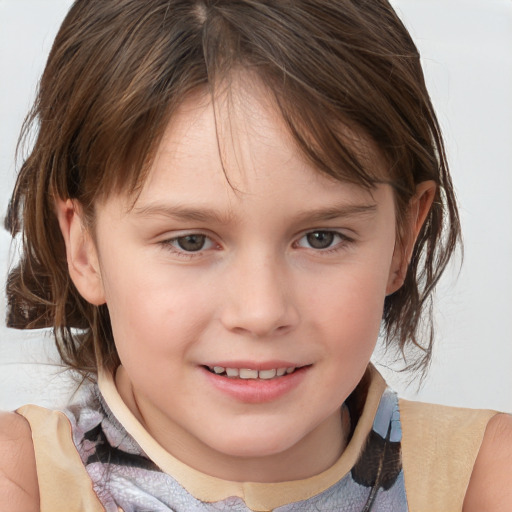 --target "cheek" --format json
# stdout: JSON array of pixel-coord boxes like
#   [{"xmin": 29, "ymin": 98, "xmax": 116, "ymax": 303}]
[
  {"xmin": 98, "ymin": 254, "xmax": 215, "ymax": 360},
  {"xmin": 304, "ymin": 257, "xmax": 393, "ymax": 363},
  {"xmin": 309, "ymin": 258, "xmax": 393, "ymax": 321}
]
